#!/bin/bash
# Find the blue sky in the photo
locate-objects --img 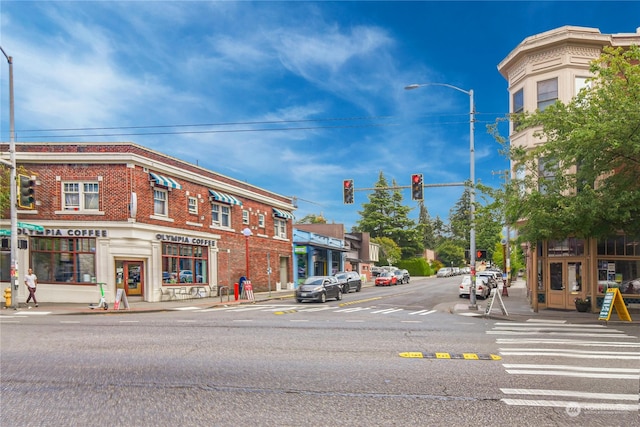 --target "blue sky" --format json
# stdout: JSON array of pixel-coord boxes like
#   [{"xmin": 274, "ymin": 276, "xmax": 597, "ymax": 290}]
[{"xmin": 1, "ymin": 1, "xmax": 639, "ymax": 230}]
